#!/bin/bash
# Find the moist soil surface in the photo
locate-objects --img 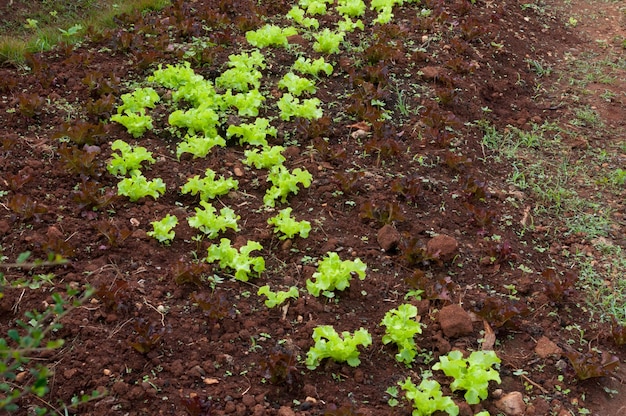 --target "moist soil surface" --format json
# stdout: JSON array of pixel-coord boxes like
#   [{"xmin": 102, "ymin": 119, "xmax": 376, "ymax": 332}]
[{"xmin": 0, "ymin": 1, "xmax": 625, "ymax": 415}]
